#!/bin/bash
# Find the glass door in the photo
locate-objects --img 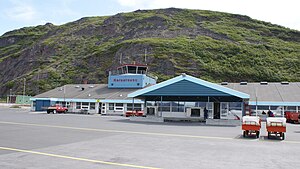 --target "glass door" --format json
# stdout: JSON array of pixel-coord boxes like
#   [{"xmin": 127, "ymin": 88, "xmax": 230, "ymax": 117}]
[{"xmin": 220, "ymin": 102, "xmax": 229, "ymax": 119}]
